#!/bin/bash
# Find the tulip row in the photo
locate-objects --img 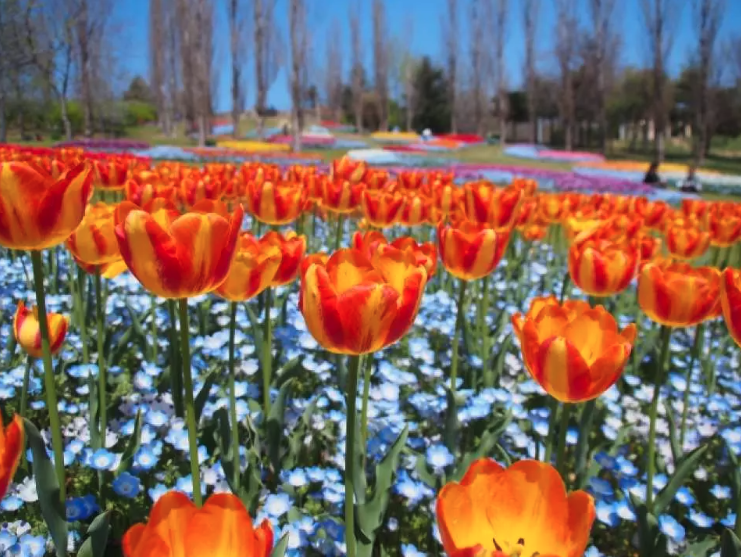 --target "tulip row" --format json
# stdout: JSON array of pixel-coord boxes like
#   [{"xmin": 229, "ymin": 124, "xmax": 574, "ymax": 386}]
[{"xmin": 0, "ymin": 148, "xmax": 740, "ymax": 556}]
